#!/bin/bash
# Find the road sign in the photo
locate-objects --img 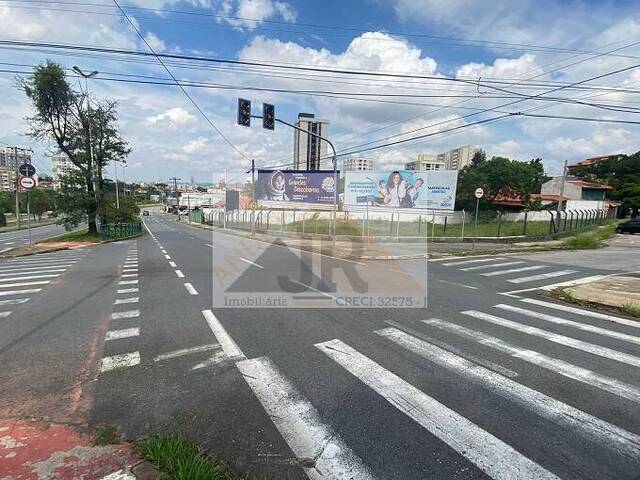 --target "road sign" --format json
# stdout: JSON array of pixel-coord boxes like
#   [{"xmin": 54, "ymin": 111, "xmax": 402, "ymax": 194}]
[
  {"xmin": 475, "ymin": 187, "xmax": 484, "ymax": 199},
  {"xmin": 19, "ymin": 176, "xmax": 36, "ymax": 190},
  {"xmin": 19, "ymin": 163, "xmax": 36, "ymax": 177}
]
